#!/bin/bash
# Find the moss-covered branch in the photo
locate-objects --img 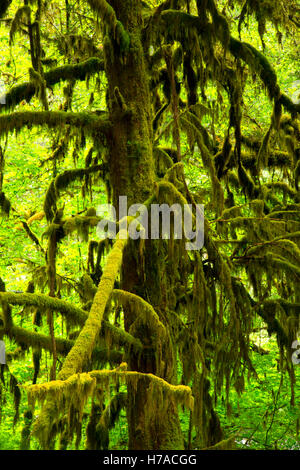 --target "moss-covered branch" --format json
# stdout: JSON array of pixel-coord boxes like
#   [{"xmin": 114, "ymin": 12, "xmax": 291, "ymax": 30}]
[
  {"xmin": 45, "ymin": 57, "xmax": 104, "ymax": 86},
  {"xmin": 1, "ymin": 325, "xmax": 74, "ymax": 355},
  {"xmin": 279, "ymin": 93, "xmax": 300, "ymax": 116},
  {"xmin": 102, "ymin": 320, "xmax": 143, "ymax": 351},
  {"xmin": 27, "ymin": 363, "xmax": 194, "ymax": 411},
  {"xmin": 0, "ymin": 111, "xmax": 111, "ymax": 138},
  {"xmin": 0, "ymin": 58, "xmax": 104, "ymax": 112},
  {"xmin": 86, "ymin": 0, "xmax": 130, "ymax": 53},
  {"xmin": 112, "ymin": 289, "xmax": 166, "ymax": 338},
  {"xmin": 58, "ymin": 230, "xmax": 128, "ymax": 380},
  {"xmin": 256, "ymin": 303, "xmax": 290, "ymax": 347},
  {"xmin": 228, "ymin": 36, "xmax": 280, "ymax": 101},
  {"xmin": 1, "ymin": 325, "xmax": 123, "ymax": 366},
  {"xmin": 160, "ymin": 10, "xmax": 300, "ymax": 115},
  {"xmin": 89, "ymin": 366, "xmax": 194, "ymax": 409},
  {"xmin": 0, "ymin": 292, "xmax": 87, "ymax": 326},
  {"xmin": 44, "ymin": 165, "xmax": 104, "ymax": 222}
]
